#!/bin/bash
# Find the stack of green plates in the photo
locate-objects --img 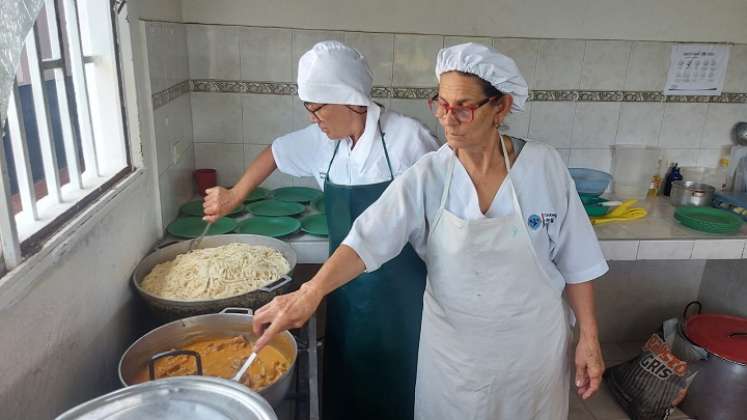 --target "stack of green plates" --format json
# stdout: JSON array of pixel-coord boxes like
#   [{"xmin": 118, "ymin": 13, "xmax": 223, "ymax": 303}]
[
  {"xmin": 245, "ymin": 199, "xmax": 306, "ymax": 217},
  {"xmin": 273, "ymin": 187, "xmax": 322, "ymax": 203},
  {"xmin": 244, "ymin": 187, "xmax": 271, "ymax": 203},
  {"xmin": 301, "ymin": 214, "xmax": 328, "ymax": 237},
  {"xmin": 166, "ymin": 217, "xmax": 238, "ymax": 238},
  {"xmin": 674, "ymin": 207, "xmax": 743, "ymax": 234},
  {"xmin": 180, "ymin": 200, "xmax": 243, "ymax": 217},
  {"xmin": 310, "ymin": 195, "xmax": 325, "ymax": 213},
  {"xmin": 236, "ymin": 217, "xmax": 301, "ymax": 238}
]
